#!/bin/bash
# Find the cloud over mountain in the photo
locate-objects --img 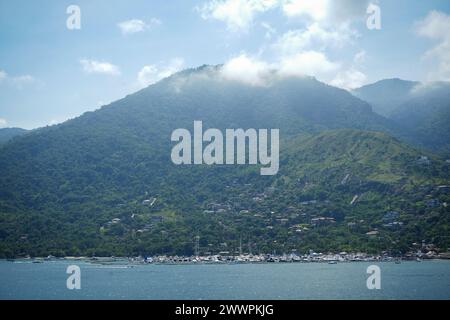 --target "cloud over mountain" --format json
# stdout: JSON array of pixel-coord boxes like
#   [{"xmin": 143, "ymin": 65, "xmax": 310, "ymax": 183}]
[
  {"xmin": 137, "ymin": 58, "xmax": 185, "ymax": 88},
  {"xmin": 416, "ymin": 10, "xmax": 450, "ymax": 81}
]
